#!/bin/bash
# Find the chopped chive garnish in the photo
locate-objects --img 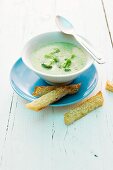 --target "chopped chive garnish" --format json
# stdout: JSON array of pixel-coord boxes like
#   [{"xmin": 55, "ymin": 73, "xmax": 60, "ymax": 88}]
[
  {"xmin": 62, "ymin": 59, "xmax": 71, "ymax": 68},
  {"xmin": 41, "ymin": 63, "xmax": 52, "ymax": 69},
  {"xmin": 41, "ymin": 48, "xmax": 76, "ymax": 71},
  {"xmin": 51, "ymin": 48, "xmax": 60, "ymax": 54},
  {"xmin": 44, "ymin": 54, "xmax": 52, "ymax": 58},
  {"xmin": 64, "ymin": 68, "xmax": 71, "ymax": 71},
  {"xmin": 71, "ymin": 54, "xmax": 76, "ymax": 59},
  {"xmin": 59, "ymin": 58, "xmax": 72, "ymax": 72},
  {"xmin": 53, "ymin": 57, "xmax": 59, "ymax": 62}
]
